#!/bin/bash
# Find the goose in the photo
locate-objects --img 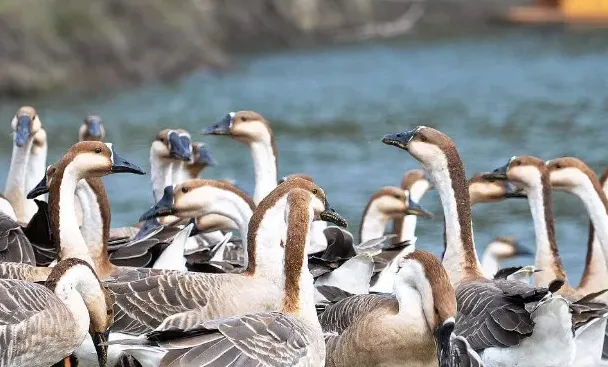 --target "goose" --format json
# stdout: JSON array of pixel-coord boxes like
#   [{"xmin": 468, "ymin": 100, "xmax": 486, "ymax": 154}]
[
  {"xmin": 105, "ymin": 177, "xmax": 347, "ymax": 337},
  {"xmin": 0, "ymin": 211, "xmax": 36, "ymax": 265},
  {"xmin": 484, "ymin": 155, "xmax": 608, "ymax": 366},
  {"xmin": 184, "ymin": 142, "xmax": 217, "ymax": 180},
  {"xmin": 383, "ymin": 126, "xmax": 576, "ymax": 366},
  {"xmin": 79, "ymin": 115, "xmax": 105, "ymax": 141},
  {"xmin": 546, "ymin": 157, "xmax": 608, "ymax": 300},
  {"xmin": 4, "ymin": 106, "xmax": 46, "ymax": 223},
  {"xmin": 494, "ymin": 265, "xmax": 540, "ymax": 284},
  {"xmin": 480, "ymin": 236, "xmax": 532, "ymax": 279},
  {"xmin": 108, "ymin": 186, "xmax": 329, "ymax": 366},
  {"xmin": 320, "ymin": 249, "xmax": 455, "ymax": 367},
  {"xmin": 202, "ymin": 110, "xmax": 277, "ymax": 205},
  {"xmin": 150, "ymin": 129, "xmax": 193, "ymax": 202},
  {"xmin": 392, "ymin": 169, "xmax": 433, "ymax": 244},
  {"xmin": 0, "ymin": 257, "xmax": 113, "ymax": 367}
]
